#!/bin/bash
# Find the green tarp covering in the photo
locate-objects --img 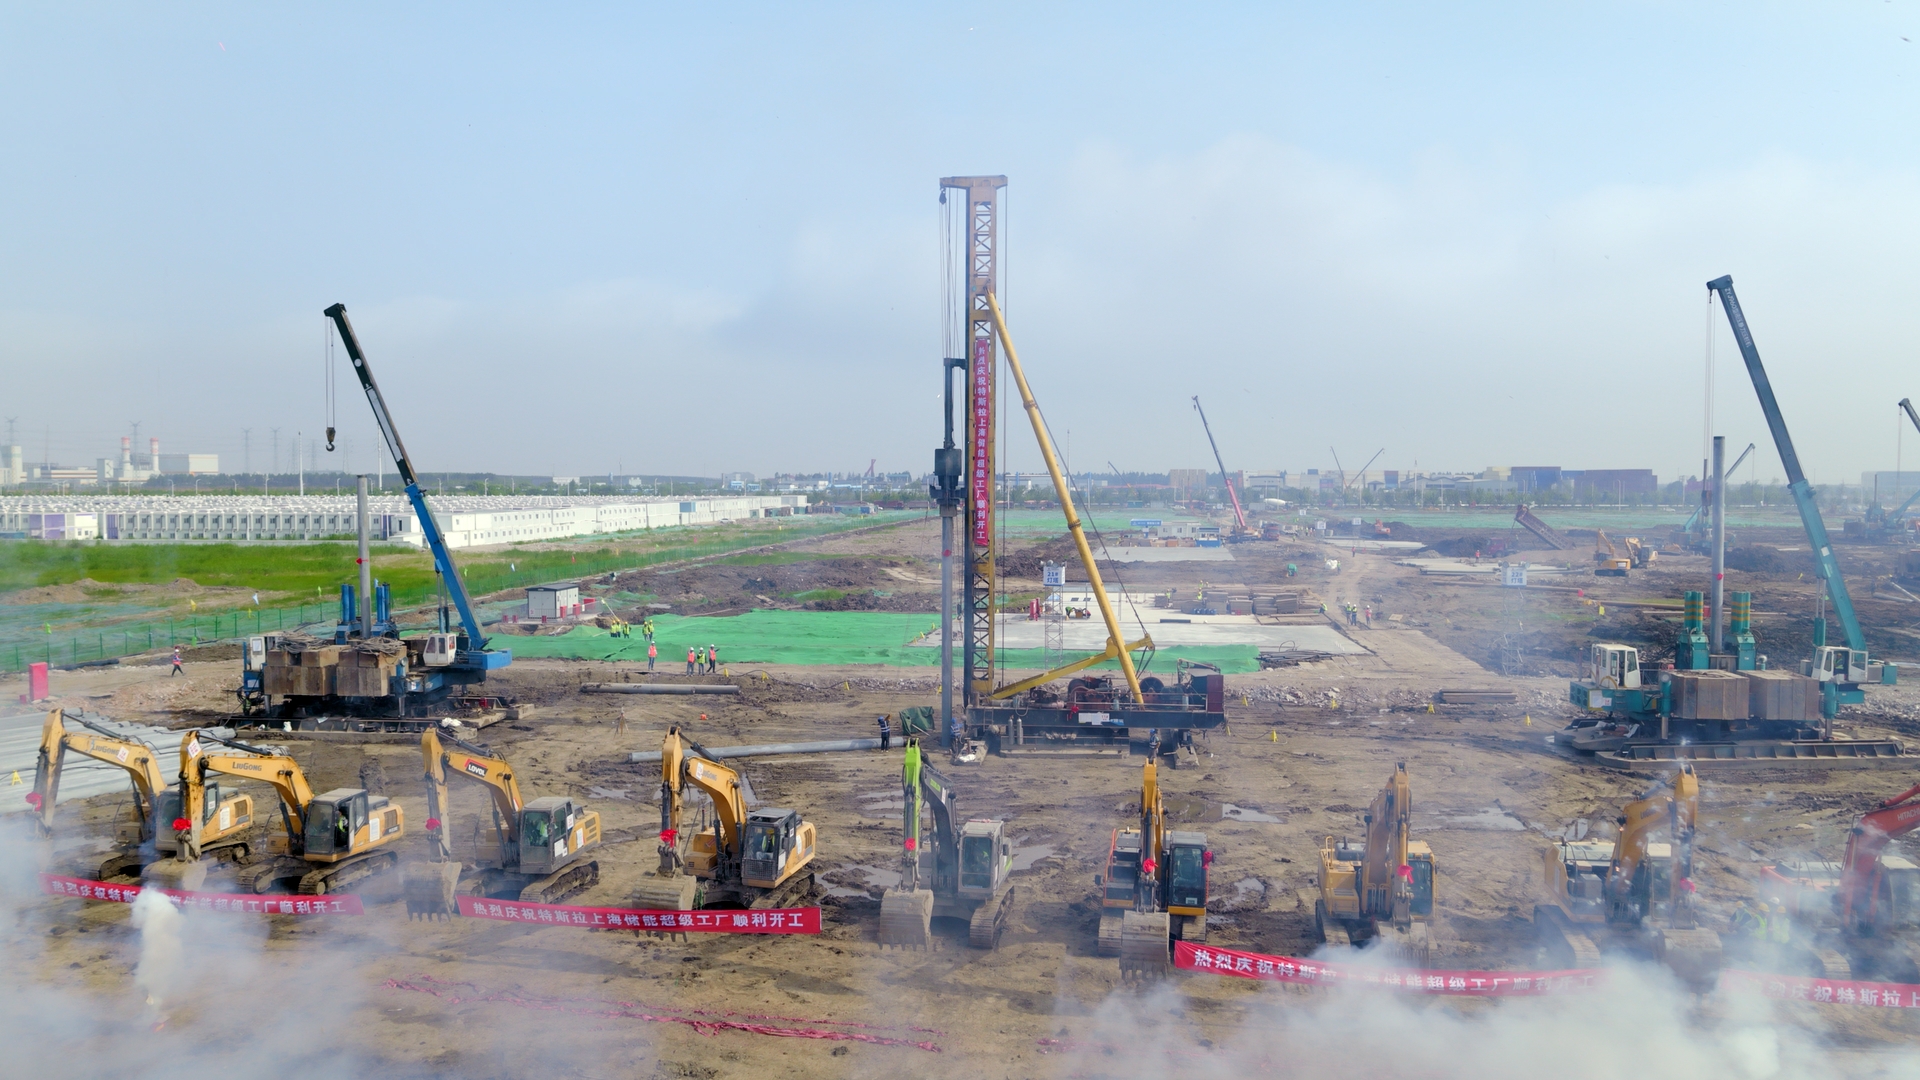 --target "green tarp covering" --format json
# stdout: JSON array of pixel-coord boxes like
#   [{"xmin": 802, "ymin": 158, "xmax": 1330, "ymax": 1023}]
[{"xmin": 497, "ymin": 609, "xmax": 1260, "ymax": 674}]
